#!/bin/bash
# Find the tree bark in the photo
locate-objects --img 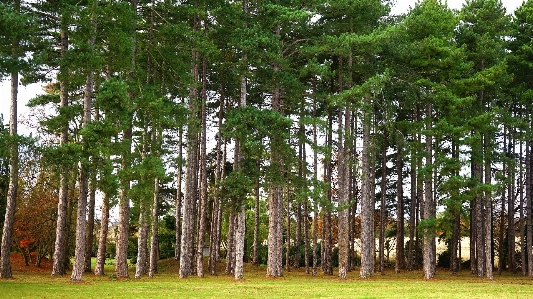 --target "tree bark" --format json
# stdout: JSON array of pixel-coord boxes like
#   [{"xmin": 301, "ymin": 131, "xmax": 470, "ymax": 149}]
[
  {"xmin": 422, "ymin": 103, "xmax": 435, "ymax": 280},
  {"xmin": 149, "ymin": 177, "xmax": 159, "ymax": 278},
  {"xmin": 94, "ymin": 192, "xmax": 109, "ymax": 276},
  {"xmin": 135, "ymin": 201, "xmax": 149, "ymax": 278},
  {"xmin": 52, "ymin": 14, "xmax": 70, "ymax": 277},
  {"xmin": 360, "ymin": 97, "xmax": 374, "ymax": 278},
  {"xmin": 338, "ymin": 107, "xmax": 351, "ymax": 279},
  {"xmin": 174, "ymin": 128, "xmax": 183, "ymax": 261},
  {"xmin": 379, "ymin": 135, "xmax": 387, "ymax": 276},
  {"xmin": 84, "ymin": 179, "xmax": 96, "ymax": 273},
  {"xmin": 396, "ymin": 146, "xmax": 405, "ymax": 273},
  {"xmin": 196, "ymin": 56, "xmax": 208, "ymax": 278},
  {"xmin": 0, "ymin": 42, "xmax": 19, "ymax": 279}
]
